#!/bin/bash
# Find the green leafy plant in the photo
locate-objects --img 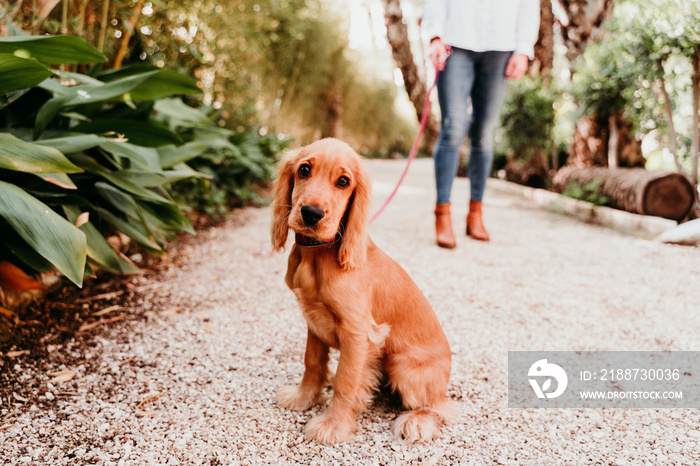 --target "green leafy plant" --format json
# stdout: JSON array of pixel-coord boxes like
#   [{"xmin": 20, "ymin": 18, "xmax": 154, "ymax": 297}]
[
  {"xmin": 561, "ymin": 179, "xmax": 610, "ymax": 206},
  {"xmin": 573, "ymin": 0, "xmax": 700, "ymax": 184},
  {"xmin": 169, "ymin": 128, "xmax": 291, "ymax": 217},
  {"xmin": 495, "ymin": 76, "xmax": 561, "ymax": 187},
  {"xmin": 0, "ymin": 34, "xmax": 207, "ymax": 287},
  {"xmin": 499, "ymin": 76, "xmax": 559, "ymax": 163}
]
